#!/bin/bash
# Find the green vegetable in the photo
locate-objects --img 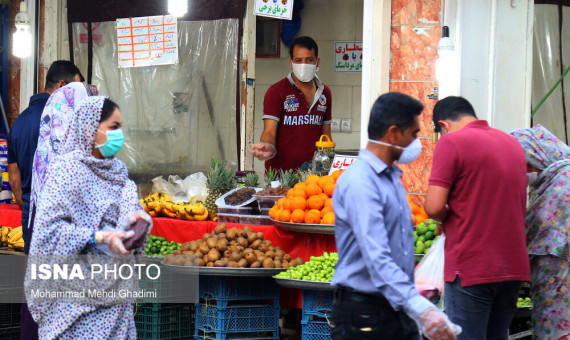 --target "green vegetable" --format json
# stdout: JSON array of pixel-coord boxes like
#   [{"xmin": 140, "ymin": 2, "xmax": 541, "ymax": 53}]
[{"xmin": 276, "ymin": 252, "xmax": 338, "ymax": 282}]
